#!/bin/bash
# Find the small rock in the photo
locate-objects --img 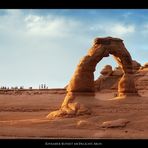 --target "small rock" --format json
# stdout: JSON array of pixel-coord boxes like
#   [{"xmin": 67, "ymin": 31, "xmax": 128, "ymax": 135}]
[
  {"xmin": 101, "ymin": 119, "xmax": 130, "ymax": 128},
  {"xmin": 77, "ymin": 120, "xmax": 92, "ymax": 128}
]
